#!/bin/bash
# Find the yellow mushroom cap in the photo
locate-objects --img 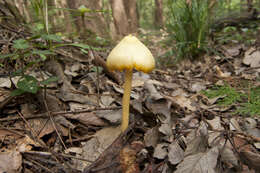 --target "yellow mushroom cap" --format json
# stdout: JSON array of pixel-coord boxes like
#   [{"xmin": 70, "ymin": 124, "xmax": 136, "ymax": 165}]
[{"xmin": 106, "ymin": 35, "xmax": 155, "ymax": 73}]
